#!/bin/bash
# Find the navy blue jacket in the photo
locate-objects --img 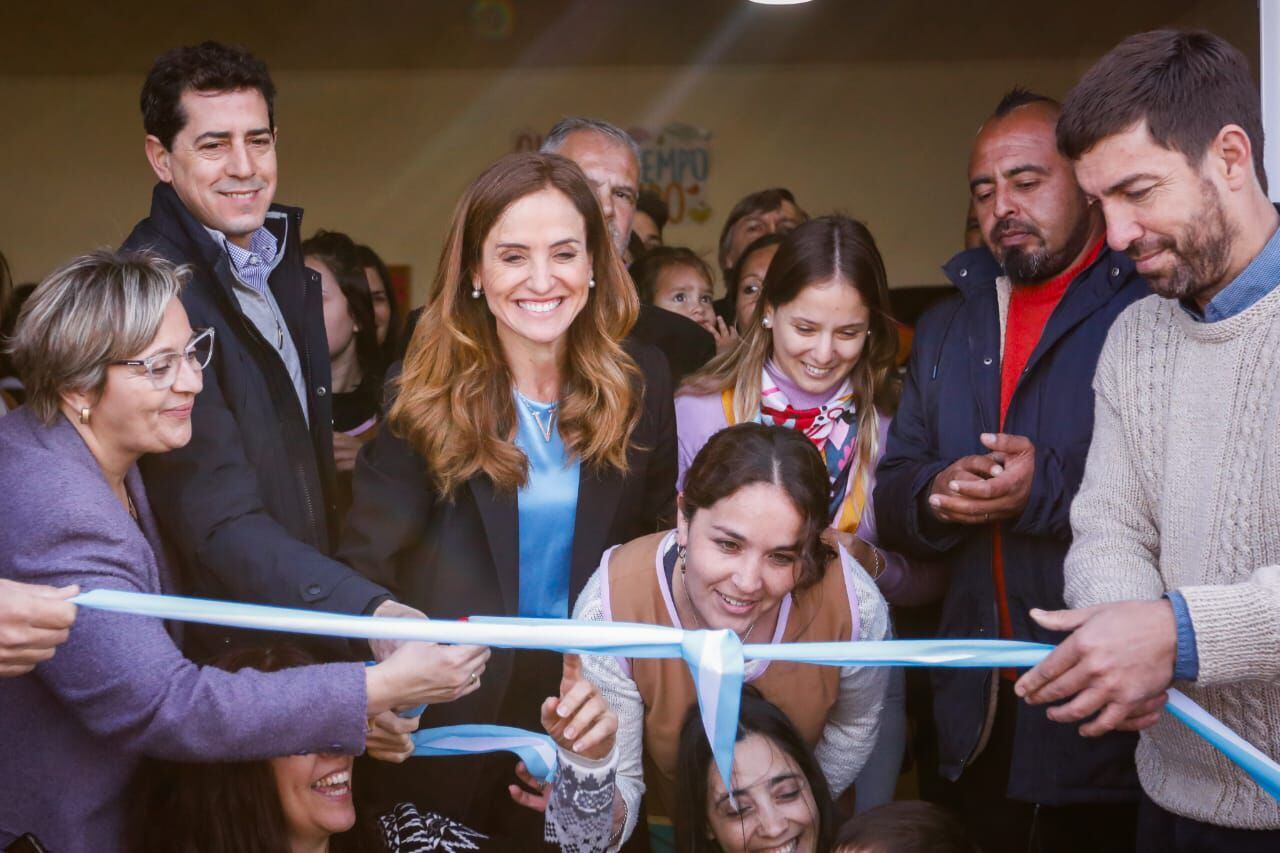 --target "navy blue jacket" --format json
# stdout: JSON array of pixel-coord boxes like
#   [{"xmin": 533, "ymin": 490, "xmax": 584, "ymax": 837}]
[
  {"xmin": 124, "ymin": 184, "xmax": 390, "ymax": 650},
  {"xmin": 874, "ymin": 244, "xmax": 1147, "ymax": 805}
]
